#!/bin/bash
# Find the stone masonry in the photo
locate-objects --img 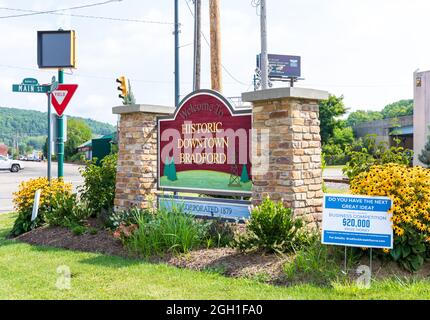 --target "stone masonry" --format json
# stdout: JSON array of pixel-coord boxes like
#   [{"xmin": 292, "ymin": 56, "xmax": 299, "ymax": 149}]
[
  {"xmin": 242, "ymin": 87, "xmax": 329, "ymax": 229},
  {"xmin": 112, "ymin": 104, "xmax": 174, "ymax": 212}
]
